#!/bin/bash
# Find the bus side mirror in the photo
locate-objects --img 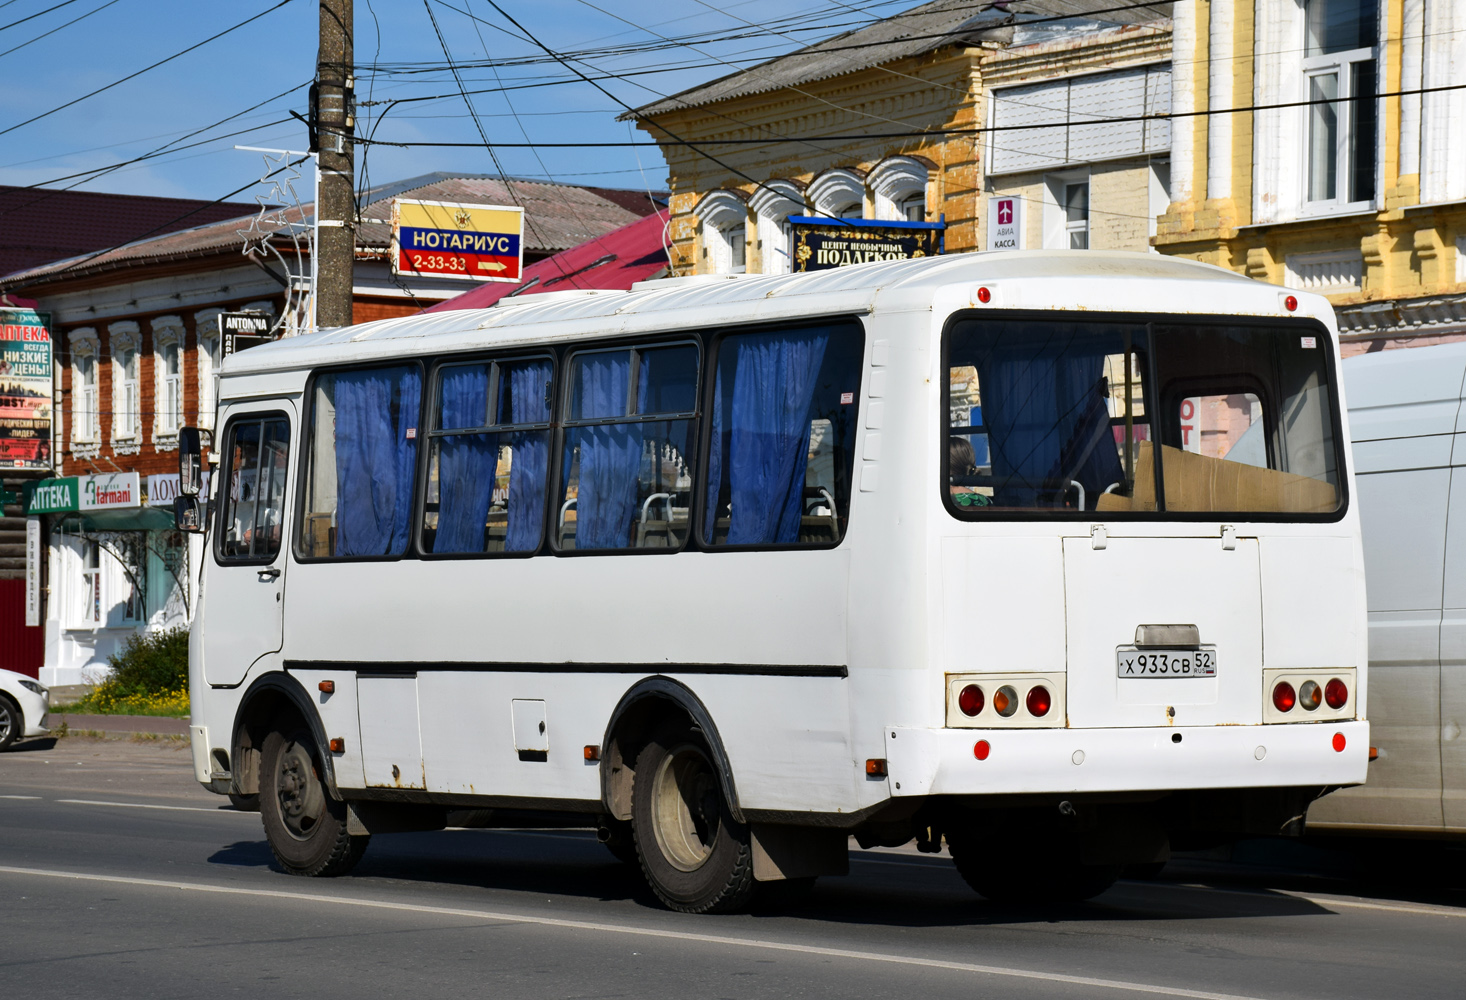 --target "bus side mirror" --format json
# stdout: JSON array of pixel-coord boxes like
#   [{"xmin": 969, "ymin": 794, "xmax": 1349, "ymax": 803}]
[
  {"xmin": 174, "ymin": 495, "xmax": 204, "ymax": 534},
  {"xmin": 179, "ymin": 427, "xmax": 202, "ymax": 497}
]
